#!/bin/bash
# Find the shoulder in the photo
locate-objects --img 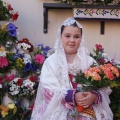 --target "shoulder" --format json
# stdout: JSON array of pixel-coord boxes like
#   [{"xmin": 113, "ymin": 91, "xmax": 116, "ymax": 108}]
[
  {"xmin": 45, "ymin": 53, "xmax": 56, "ymax": 63},
  {"xmin": 42, "ymin": 53, "xmax": 57, "ymax": 69}
]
